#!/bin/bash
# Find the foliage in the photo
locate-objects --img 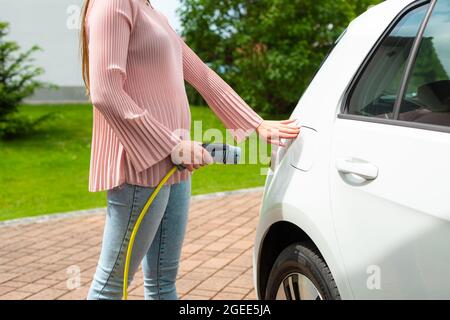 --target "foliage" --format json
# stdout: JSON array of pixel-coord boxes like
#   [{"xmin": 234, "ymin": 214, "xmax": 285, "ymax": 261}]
[
  {"xmin": 179, "ymin": 0, "xmax": 383, "ymax": 114},
  {"xmin": 0, "ymin": 22, "xmax": 53, "ymax": 139},
  {"xmin": 409, "ymin": 37, "xmax": 448, "ymax": 90}
]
